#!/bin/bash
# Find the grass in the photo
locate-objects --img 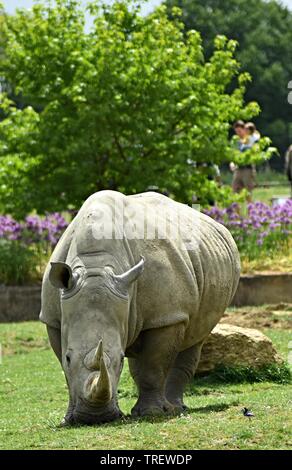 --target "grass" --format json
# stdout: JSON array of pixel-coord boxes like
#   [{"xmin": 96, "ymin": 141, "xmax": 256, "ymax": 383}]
[
  {"xmin": 221, "ymin": 169, "xmax": 291, "ymax": 205},
  {"xmin": 252, "ymin": 186, "xmax": 290, "ymax": 205},
  {"xmin": 221, "ymin": 168, "xmax": 288, "ymax": 185},
  {"xmin": 197, "ymin": 363, "xmax": 291, "ymax": 385},
  {"xmin": 0, "ymin": 321, "xmax": 291, "ymax": 450}
]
